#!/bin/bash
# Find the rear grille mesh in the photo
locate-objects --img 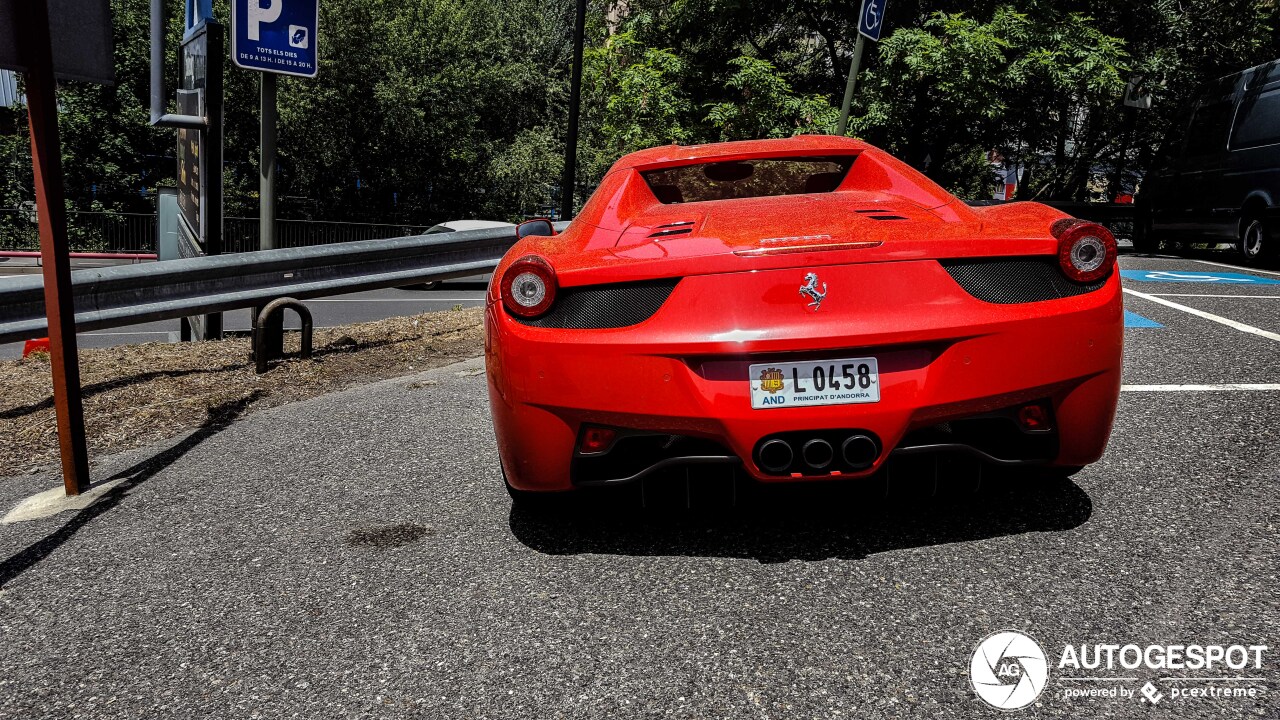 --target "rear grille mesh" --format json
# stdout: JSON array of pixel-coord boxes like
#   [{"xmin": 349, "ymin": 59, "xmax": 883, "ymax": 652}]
[
  {"xmin": 514, "ymin": 278, "xmax": 681, "ymax": 329},
  {"xmin": 940, "ymin": 257, "xmax": 1106, "ymax": 304}
]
